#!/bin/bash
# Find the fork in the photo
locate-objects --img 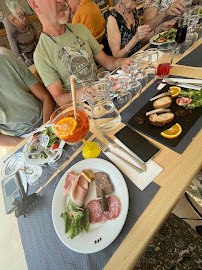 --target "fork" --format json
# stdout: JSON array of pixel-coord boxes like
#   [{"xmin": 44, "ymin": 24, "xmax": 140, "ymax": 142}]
[
  {"xmin": 95, "ymin": 139, "xmax": 143, "ymax": 173},
  {"xmin": 164, "ymin": 77, "xmax": 202, "ymax": 87}
]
